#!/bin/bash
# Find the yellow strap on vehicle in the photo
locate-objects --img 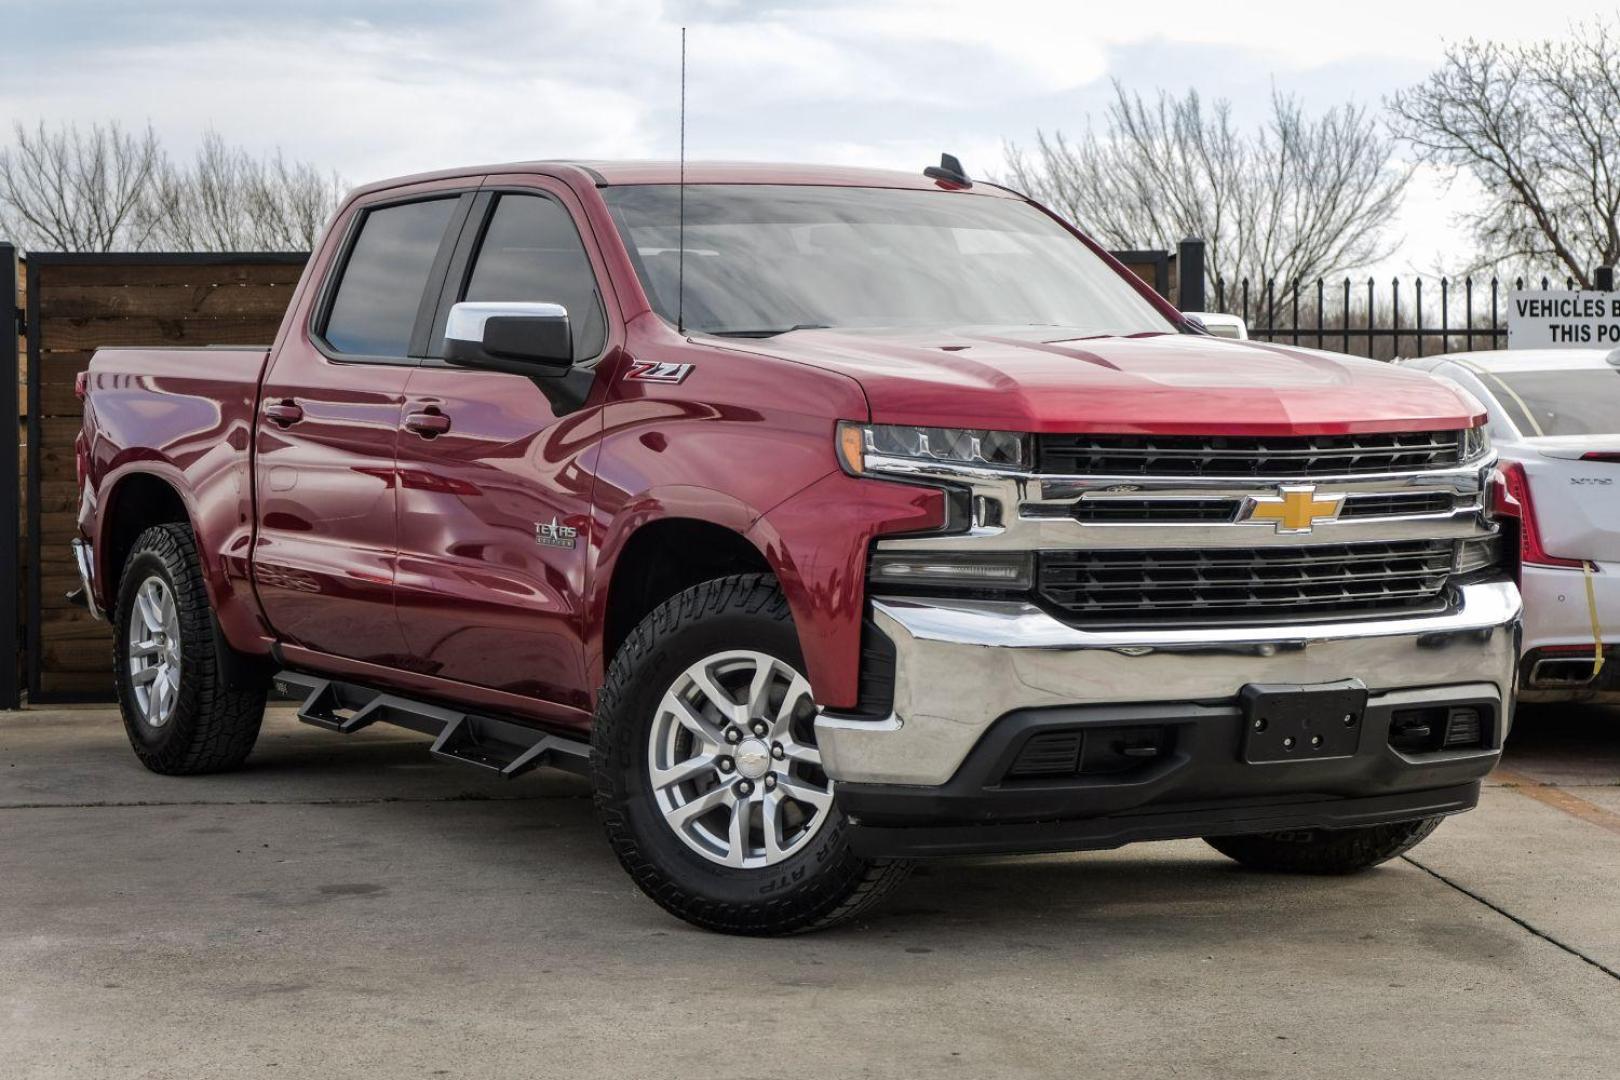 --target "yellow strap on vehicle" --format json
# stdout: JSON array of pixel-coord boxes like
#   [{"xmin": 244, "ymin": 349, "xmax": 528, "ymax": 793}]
[{"xmin": 1585, "ymin": 560, "xmax": 1606, "ymax": 678}]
